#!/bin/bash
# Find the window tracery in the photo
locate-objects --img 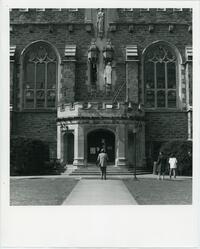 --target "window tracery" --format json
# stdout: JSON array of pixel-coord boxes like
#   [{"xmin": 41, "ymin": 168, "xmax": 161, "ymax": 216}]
[
  {"xmin": 144, "ymin": 44, "xmax": 177, "ymax": 108},
  {"xmin": 23, "ymin": 42, "xmax": 57, "ymax": 109}
]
